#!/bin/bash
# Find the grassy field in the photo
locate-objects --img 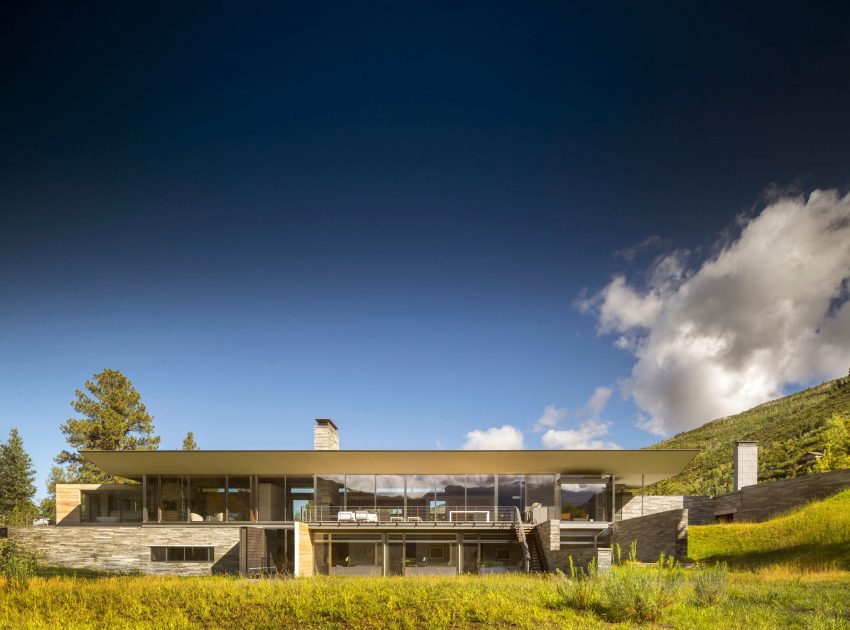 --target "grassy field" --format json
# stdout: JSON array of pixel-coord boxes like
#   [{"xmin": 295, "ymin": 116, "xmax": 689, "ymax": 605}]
[
  {"xmin": 689, "ymin": 489, "xmax": 850, "ymax": 570},
  {"xmin": 0, "ymin": 569, "xmax": 848, "ymax": 629}
]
